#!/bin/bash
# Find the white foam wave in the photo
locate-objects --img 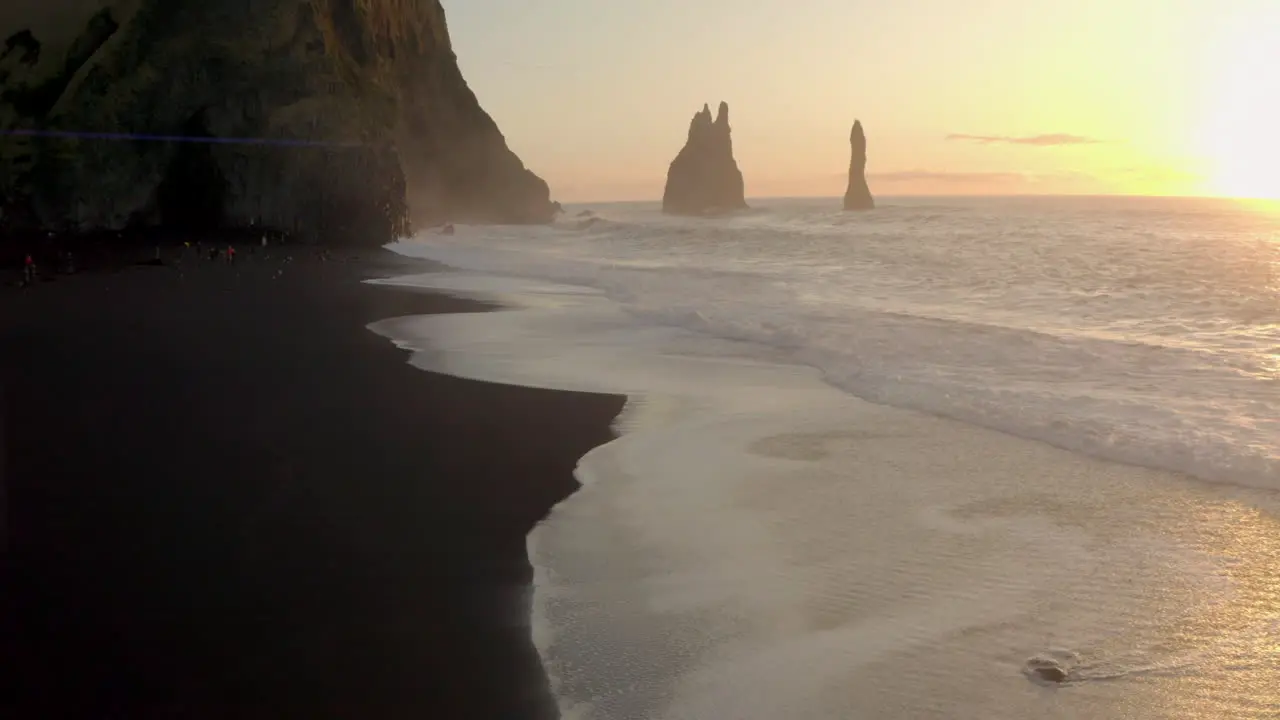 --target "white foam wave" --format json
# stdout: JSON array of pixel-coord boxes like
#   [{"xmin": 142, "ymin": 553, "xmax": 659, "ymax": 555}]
[
  {"xmin": 367, "ymin": 267, "xmax": 1280, "ymax": 719},
  {"xmin": 385, "ymin": 201, "xmax": 1280, "ymax": 492}
]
